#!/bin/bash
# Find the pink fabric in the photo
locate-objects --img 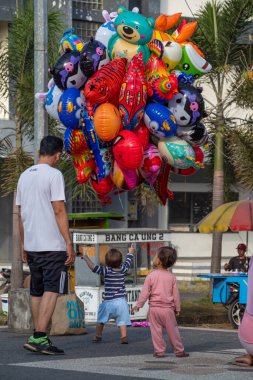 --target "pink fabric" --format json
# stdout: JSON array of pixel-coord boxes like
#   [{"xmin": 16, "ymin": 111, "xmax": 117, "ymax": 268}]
[
  {"xmin": 238, "ymin": 310, "xmax": 253, "ymax": 344},
  {"xmin": 246, "ymin": 256, "xmax": 253, "ymax": 315},
  {"xmin": 148, "ymin": 307, "xmax": 185, "ymax": 355},
  {"xmin": 238, "ymin": 256, "xmax": 253, "ymax": 344},
  {"xmin": 136, "ymin": 269, "xmax": 180, "ymax": 311},
  {"xmin": 239, "ymin": 338, "xmax": 253, "ymax": 356}
]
